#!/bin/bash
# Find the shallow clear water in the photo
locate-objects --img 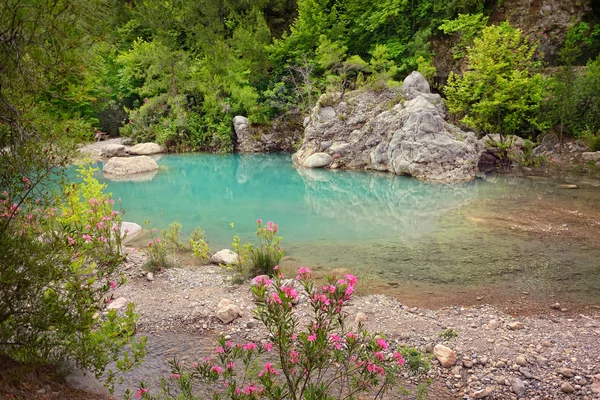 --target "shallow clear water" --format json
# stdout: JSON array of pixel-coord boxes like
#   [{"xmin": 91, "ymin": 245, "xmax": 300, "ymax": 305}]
[{"xmin": 93, "ymin": 154, "xmax": 600, "ymax": 304}]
